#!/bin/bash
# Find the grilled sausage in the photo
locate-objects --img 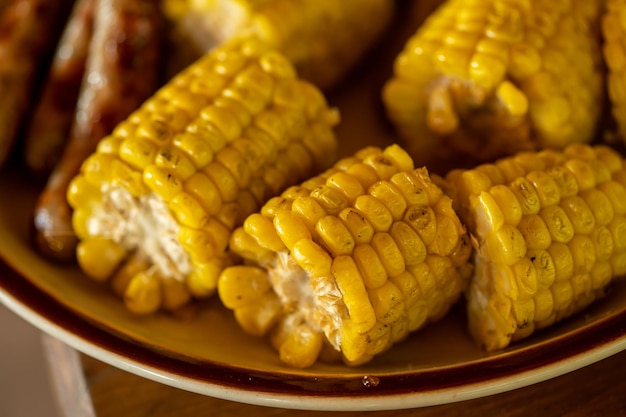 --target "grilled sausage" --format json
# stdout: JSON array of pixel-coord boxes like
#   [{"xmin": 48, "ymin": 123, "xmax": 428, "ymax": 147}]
[
  {"xmin": 0, "ymin": 0, "xmax": 73, "ymax": 167},
  {"xmin": 22, "ymin": 0, "xmax": 95, "ymax": 178},
  {"xmin": 32, "ymin": 0, "xmax": 164, "ymax": 261}
]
